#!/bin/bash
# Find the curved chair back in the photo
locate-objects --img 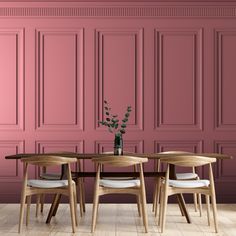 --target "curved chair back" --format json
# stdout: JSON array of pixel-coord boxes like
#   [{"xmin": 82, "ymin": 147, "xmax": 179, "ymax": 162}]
[
  {"xmin": 160, "ymin": 155, "xmax": 216, "ymax": 167},
  {"xmin": 21, "ymin": 155, "xmax": 77, "ymax": 167},
  {"xmin": 92, "ymin": 155, "xmax": 148, "ymax": 167}
]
